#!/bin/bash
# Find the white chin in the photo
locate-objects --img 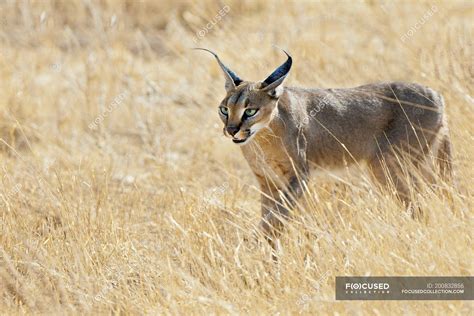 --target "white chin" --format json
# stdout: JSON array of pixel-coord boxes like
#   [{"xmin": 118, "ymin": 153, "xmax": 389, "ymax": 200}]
[{"xmin": 232, "ymin": 130, "xmax": 257, "ymax": 146}]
